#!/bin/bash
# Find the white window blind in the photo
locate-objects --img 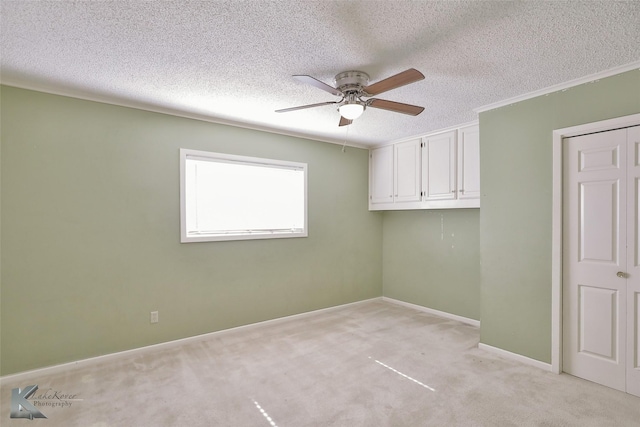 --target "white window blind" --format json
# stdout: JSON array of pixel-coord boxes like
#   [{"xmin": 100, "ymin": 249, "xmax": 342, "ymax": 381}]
[{"xmin": 180, "ymin": 149, "xmax": 307, "ymax": 242}]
